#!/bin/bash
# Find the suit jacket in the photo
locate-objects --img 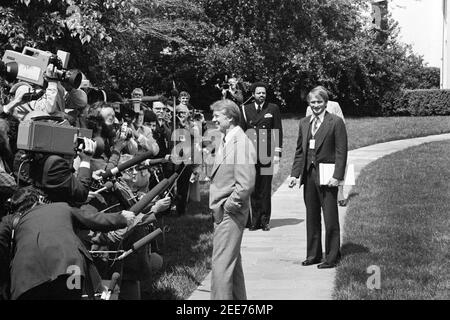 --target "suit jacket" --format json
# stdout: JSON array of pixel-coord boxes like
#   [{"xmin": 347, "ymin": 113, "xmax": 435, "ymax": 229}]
[
  {"xmin": 209, "ymin": 127, "xmax": 256, "ymax": 227},
  {"xmin": 290, "ymin": 112, "xmax": 348, "ymax": 185},
  {"xmin": 240, "ymin": 102, "xmax": 283, "ymax": 163},
  {"xmin": 0, "ymin": 202, "xmax": 127, "ymax": 299},
  {"xmin": 38, "ymin": 155, "xmax": 91, "ymax": 205}
]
